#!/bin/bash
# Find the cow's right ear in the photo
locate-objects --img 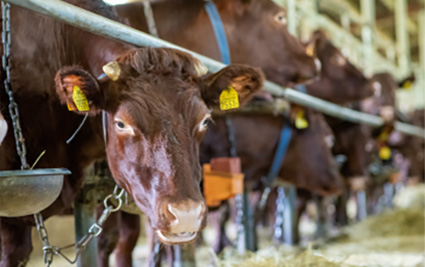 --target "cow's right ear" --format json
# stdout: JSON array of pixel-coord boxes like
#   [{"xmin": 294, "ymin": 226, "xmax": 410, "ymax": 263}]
[{"xmin": 55, "ymin": 66, "xmax": 104, "ymax": 115}]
